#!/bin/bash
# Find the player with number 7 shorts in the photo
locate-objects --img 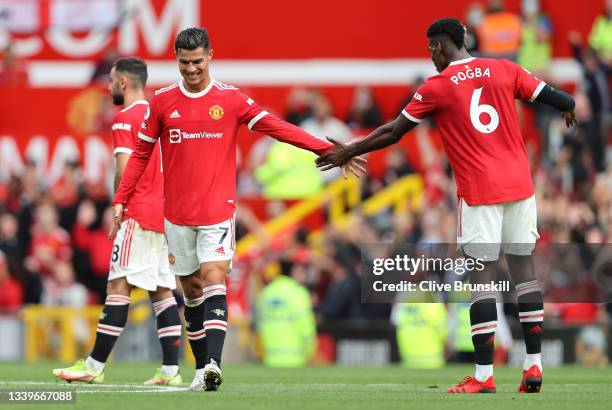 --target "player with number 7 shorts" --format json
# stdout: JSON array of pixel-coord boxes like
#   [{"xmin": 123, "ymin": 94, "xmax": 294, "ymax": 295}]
[
  {"xmin": 53, "ymin": 57, "xmax": 183, "ymax": 386},
  {"xmin": 109, "ymin": 27, "xmax": 366, "ymax": 392},
  {"xmin": 316, "ymin": 18, "xmax": 577, "ymax": 394}
]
